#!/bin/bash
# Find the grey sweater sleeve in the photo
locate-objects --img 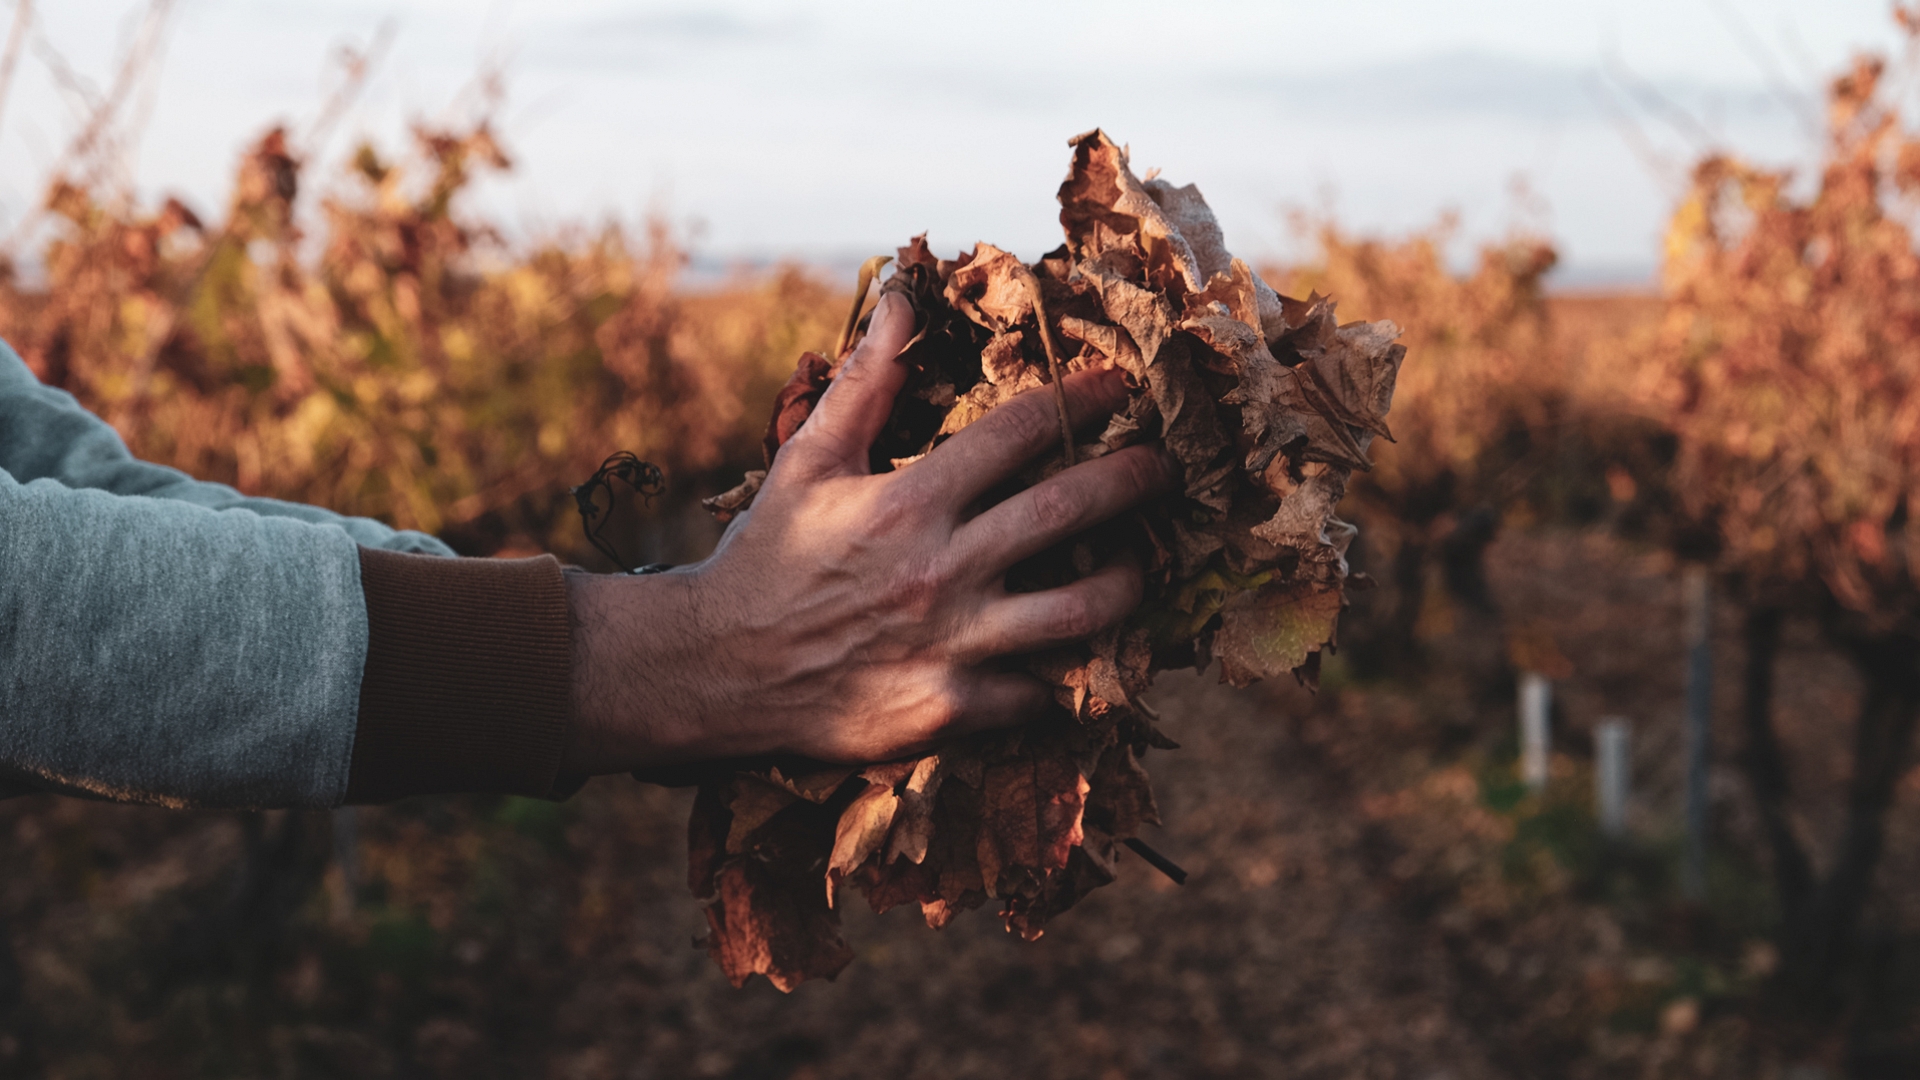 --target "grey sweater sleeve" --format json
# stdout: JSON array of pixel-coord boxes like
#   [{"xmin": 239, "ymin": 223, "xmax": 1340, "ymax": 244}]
[{"xmin": 0, "ymin": 340, "xmax": 450, "ymax": 807}]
